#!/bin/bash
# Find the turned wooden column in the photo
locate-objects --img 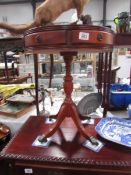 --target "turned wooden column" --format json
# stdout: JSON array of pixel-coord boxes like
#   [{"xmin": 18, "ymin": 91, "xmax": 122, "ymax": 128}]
[{"xmin": 63, "ymin": 54, "xmax": 74, "ymax": 101}]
